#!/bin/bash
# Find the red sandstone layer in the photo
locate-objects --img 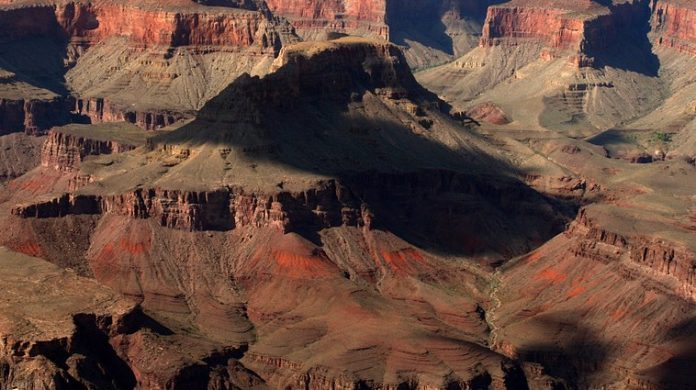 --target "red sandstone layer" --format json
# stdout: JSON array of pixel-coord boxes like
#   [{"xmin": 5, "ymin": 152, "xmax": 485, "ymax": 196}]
[
  {"xmin": 40, "ymin": 128, "xmax": 138, "ymax": 172},
  {"xmin": 265, "ymin": 0, "xmax": 388, "ymax": 39},
  {"xmin": 651, "ymin": 0, "xmax": 696, "ymax": 55},
  {"xmin": 479, "ymin": 1, "xmax": 641, "ymax": 57},
  {"xmin": 74, "ymin": 98, "xmax": 188, "ymax": 130},
  {"xmin": 0, "ymin": 0, "xmax": 282, "ymax": 50}
]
